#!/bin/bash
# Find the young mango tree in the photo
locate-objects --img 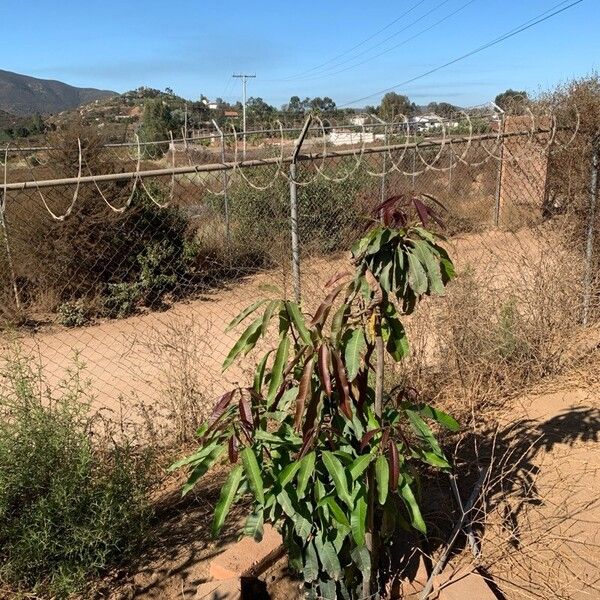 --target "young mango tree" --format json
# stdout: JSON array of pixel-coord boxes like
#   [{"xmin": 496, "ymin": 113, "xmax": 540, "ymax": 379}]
[{"xmin": 172, "ymin": 195, "xmax": 459, "ymax": 599}]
